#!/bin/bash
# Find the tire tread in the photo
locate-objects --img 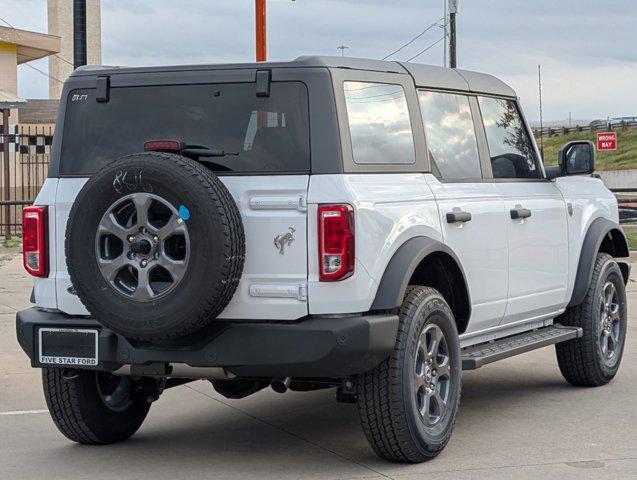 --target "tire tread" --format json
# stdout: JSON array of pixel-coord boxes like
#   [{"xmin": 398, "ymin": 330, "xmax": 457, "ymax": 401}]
[
  {"xmin": 556, "ymin": 252, "xmax": 624, "ymax": 387},
  {"xmin": 357, "ymin": 286, "xmax": 460, "ymax": 462}
]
